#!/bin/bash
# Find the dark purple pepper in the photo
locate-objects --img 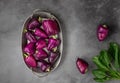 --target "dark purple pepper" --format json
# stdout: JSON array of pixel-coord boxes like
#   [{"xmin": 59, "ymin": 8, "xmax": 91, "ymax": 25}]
[
  {"xmin": 24, "ymin": 42, "xmax": 35, "ymax": 55},
  {"xmin": 97, "ymin": 25, "xmax": 109, "ymax": 41},
  {"xmin": 37, "ymin": 60, "xmax": 51, "ymax": 72},
  {"xmin": 24, "ymin": 54, "xmax": 37, "ymax": 68},
  {"xmin": 48, "ymin": 52, "xmax": 60, "ymax": 64},
  {"xmin": 76, "ymin": 58, "xmax": 88, "ymax": 74},
  {"xmin": 34, "ymin": 49, "xmax": 48, "ymax": 60},
  {"xmin": 36, "ymin": 39, "xmax": 47, "ymax": 50},
  {"xmin": 25, "ymin": 31, "xmax": 37, "ymax": 43},
  {"xmin": 42, "ymin": 19, "xmax": 60, "ymax": 36},
  {"xmin": 28, "ymin": 19, "xmax": 40, "ymax": 30},
  {"xmin": 48, "ymin": 38, "xmax": 60, "ymax": 51},
  {"xmin": 34, "ymin": 28, "xmax": 48, "ymax": 38}
]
